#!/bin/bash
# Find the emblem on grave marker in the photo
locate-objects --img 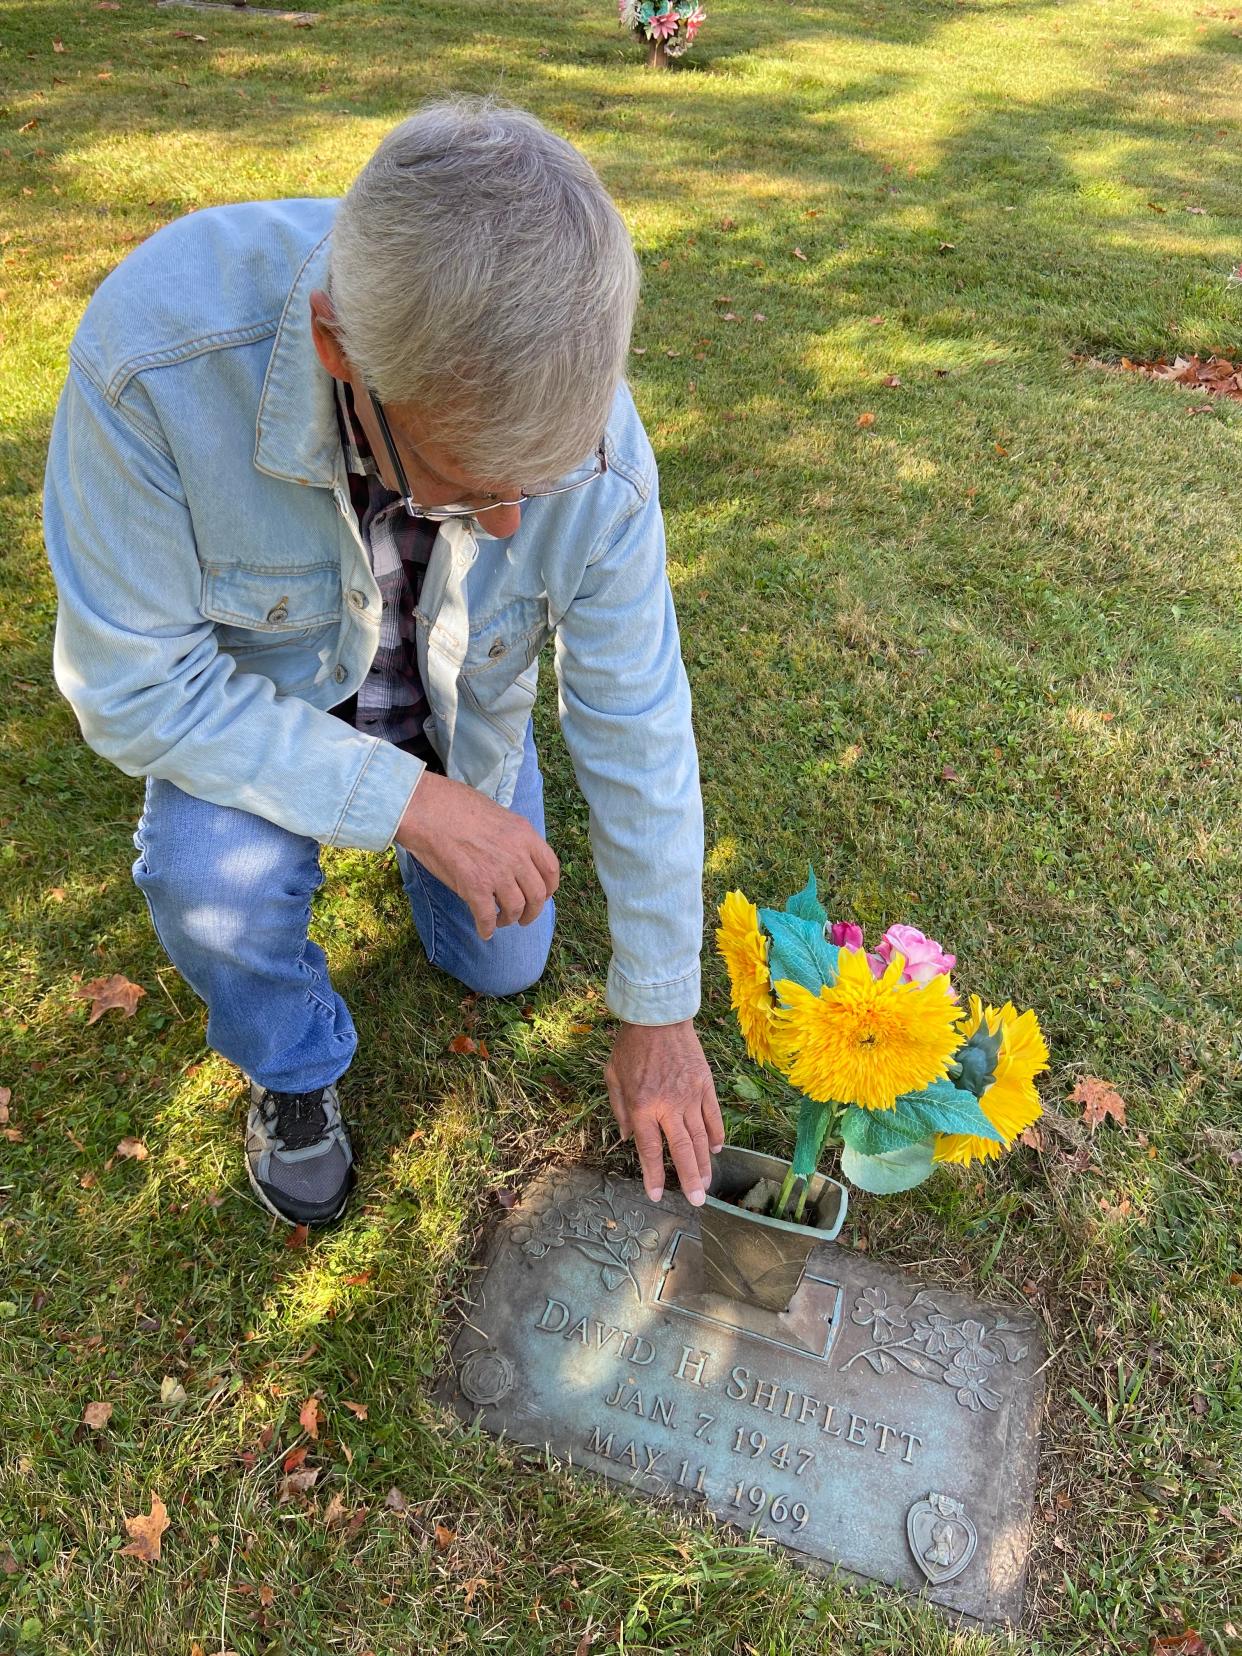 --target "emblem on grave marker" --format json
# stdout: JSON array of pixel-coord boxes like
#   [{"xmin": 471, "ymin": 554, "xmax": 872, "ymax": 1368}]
[
  {"xmin": 508, "ymin": 1176, "xmax": 660, "ymax": 1303},
  {"xmin": 906, "ymin": 1492, "xmax": 978, "ymax": 1585},
  {"xmin": 457, "ymin": 1349, "xmax": 515, "ymax": 1407},
  {"xmin": 841, "ymin": 1286, "xmax": 1033, "ymax": 1411}
]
